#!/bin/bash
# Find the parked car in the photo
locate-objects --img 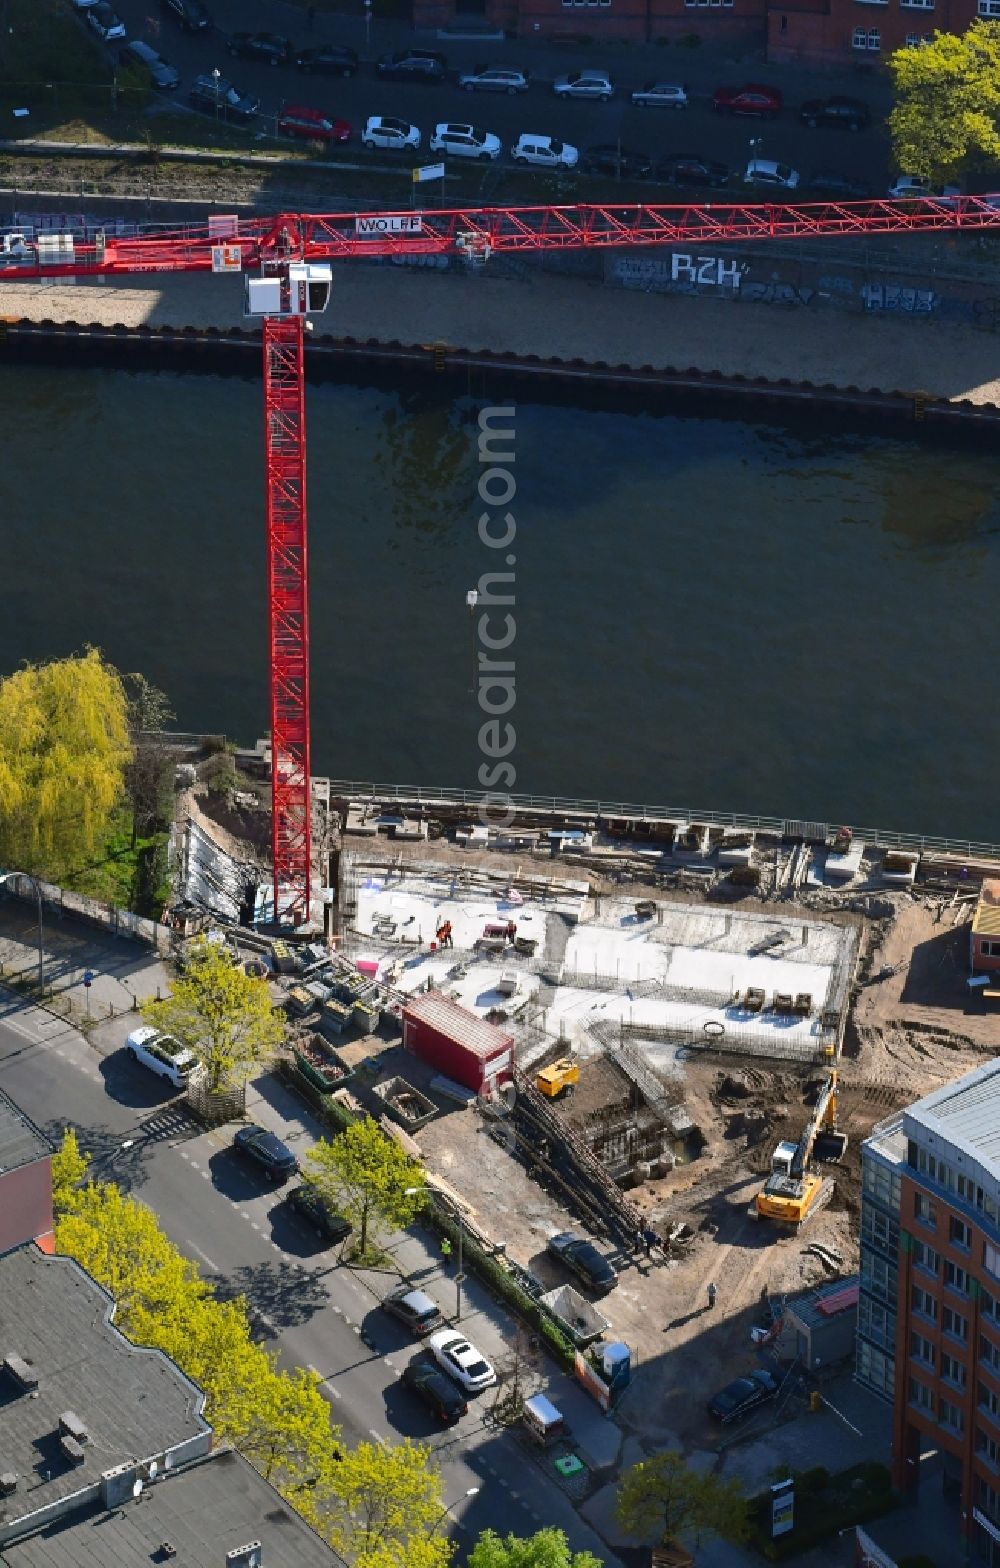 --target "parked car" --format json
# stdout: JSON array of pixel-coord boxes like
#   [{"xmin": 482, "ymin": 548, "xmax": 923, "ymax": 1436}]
[
  {"xmin": 381, "ymin": 1286, "xmax": 444, "ymax": 1337},
  {"xmin": 807, "ymin": 169, "xmax": 870, "ymax": 199},
  {"xmin": 278, "ymin": 105, "xmax": 351, "ymax": 144},
  {"xmin": 87, "ymin": 4, "xmax": 126, "ymax": 41},
  {"xmin": 458, "ymin": 64, "xmax": 528, "ymax": 94},
  {"xmin": 712, "ymin": 83, "xmax": 782, "ymax": 118},
  {"xmin": 377, "ymin": 50, "xmax": 447, "ymax": 82},
  {"xmin": 228, "ymin": 31, "xmax": 291, "ymax": 66},
  {"xmin": 659, "ymin": 153, "xmax": 729, "ymax": 188},
  {"xmin": 429, "ymin": 122, "xmax": 501, "ymax": 160},
  {"xmin": 125, "ymin": 1025, "xmax": 199, "ymax": 1089},
  {"xmin": 708, "ymin": 1369, "xmax": 778, "ymax": 1424},
  {"xmin": 159, "ymin": 0, "xmax": 211, "ymax": 30},
  {"xmin": 744, "ymin": 158, "xmax": 800, "ymax": 190},
  {"xmin": 429, "ymin": 1330, "xmax": 497, "ymax": 1392},
  {"xmin": 287, "ymin": 1183, "xmax": 352, "ymax": 1242},
  {"xmin": 511, "ymin": 133, "xmax": 578, "ymax": 169},
  {"xmin": 362, "ymin": 115, "xmax": 421, "ymax": 151},
  {"xmin": 553, "ymin": 70, "xmax": 614, "ymax": 101},
  {"xmin": 402, "ymin": 1359, "xmax": 468, "ymax": 1423},
  {"xmin": 800, "ymin": 94, "xmax": 870, "ymax": 131},
  {"xmin": 582, "ymin": 144, "xmax": 654, "ymax": 179},
  {"xmin": 294, "ymin": 43, "xmax": 358, "ymax": 77},
  {"xmin": 121, "ymin": 39, "xmax": 179, "ymax": 89},
  {"xmin": 886, "ymin": 173, "xmax": 931, "ymax": 199},
  {"xmin": 547, "ymin": 1231, "xmax": 617, "ymax": 1293},
  {"xmin": 232, "ymin": 1124, "xmax": 299, "ymax": 1182},
  {"xmin": 71, "ymin": 0, "xmax": 100, "ymax": 8},
  {"xmin": 189, "ymin": 73, "xmax": 259, "ymax": 122},
  {"xmin": 630, "ymin": 80, "xmax": 688, "ymax": 108}
]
